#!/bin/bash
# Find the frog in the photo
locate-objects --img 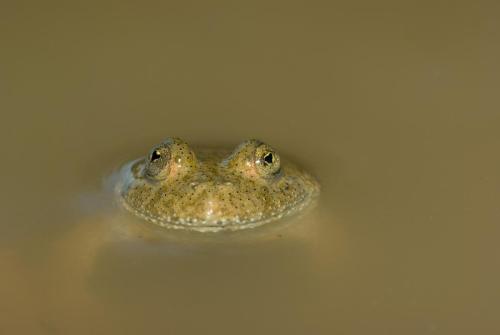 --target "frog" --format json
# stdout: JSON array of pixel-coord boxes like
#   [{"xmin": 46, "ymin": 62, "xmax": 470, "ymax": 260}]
[{"xmin": 116, "ymin": 138, "xmax": 320, "ymax": 232}]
